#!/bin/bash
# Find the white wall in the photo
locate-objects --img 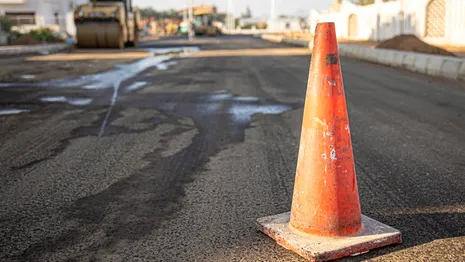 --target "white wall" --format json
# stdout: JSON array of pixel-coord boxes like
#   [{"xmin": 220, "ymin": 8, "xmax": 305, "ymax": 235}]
[
  {"xmin": 447, "ymin": 1, "xmax": 465, "ymax": 45},
  {"xmin": 309, "ymin": 0, "xmax": 465, "ymax": 46},
  {"xmin": 0, "ymin": 0, "xmax": 25, "ymax": 4},
  {"xmin": 267, "ymin": 18, "xmax": 301, "ymax": 32},
  {"xmin": 0, "ymin": 0, "xmax": 37, "ymax": 16},
  {"xmin": 0, "ymin": 0, "xmax": 87, "ymax": 35},
  {"xmin": 436, "ymin": 0, "xmax": 465, "ymax": 46}
]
